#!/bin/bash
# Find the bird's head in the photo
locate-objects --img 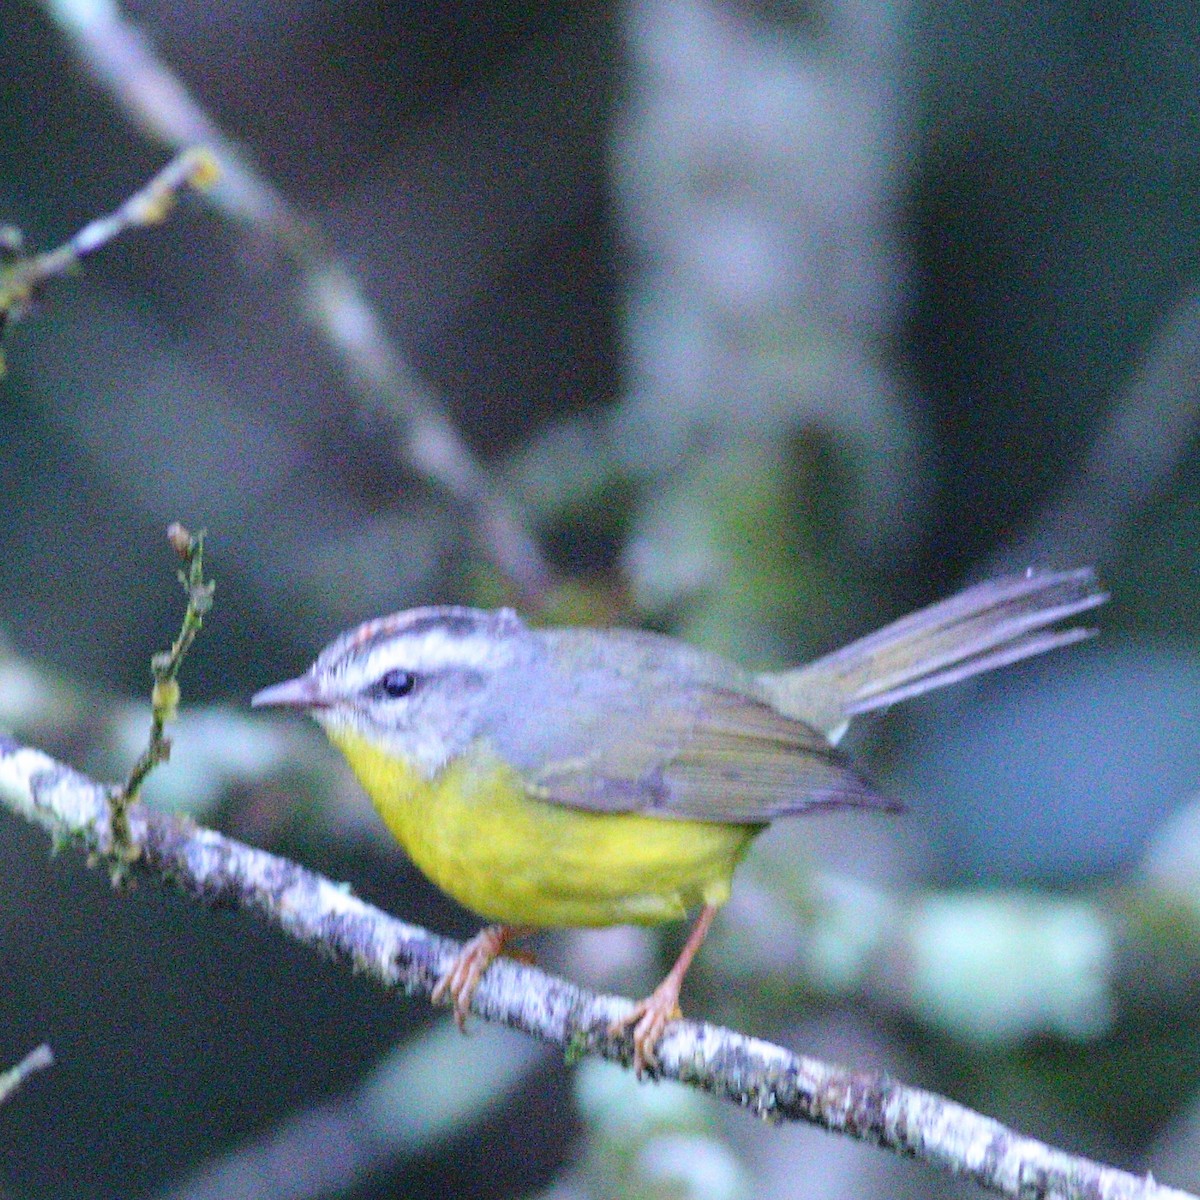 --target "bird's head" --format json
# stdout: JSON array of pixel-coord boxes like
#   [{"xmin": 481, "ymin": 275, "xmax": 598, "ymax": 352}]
[{"xmin": 251, "ymin": 606, "xmax": 530, "ymax": 777}]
